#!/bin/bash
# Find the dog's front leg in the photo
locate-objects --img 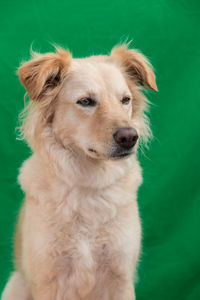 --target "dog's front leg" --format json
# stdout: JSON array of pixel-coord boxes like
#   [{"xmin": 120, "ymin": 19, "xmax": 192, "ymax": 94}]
[
  {"xmin": 22, "ymin": 254, "xmax": 59, "ymax": 300},
  {"xmin": 31, "ymin": 279, "xmax": 58, "ymax": 300},
  {"xmin": 23, "ymin": 240, "xmax": 95, "ymax": 300},
  {"xmin": 108, "ymin": 278, "xmax": 135, "ymax": 300}
]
